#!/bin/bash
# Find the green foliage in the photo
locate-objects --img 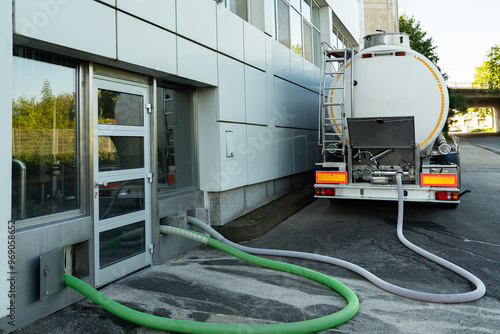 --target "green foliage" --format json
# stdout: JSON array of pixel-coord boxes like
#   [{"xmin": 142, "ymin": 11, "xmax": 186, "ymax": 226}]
[
  {"xmin": 473, "ymin": 44, "xmax": 500, "ymax": 92},
  {"xmin": 12, "ymin": 80, "xmax": 76, "ymax": 165},
  {"xmin": 470, "ymin": 128, "xmax": 493, "ymax": 132},
  {"xmin": 399, "ymin": 13, "xmax": 440, "ymax": 66}
]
